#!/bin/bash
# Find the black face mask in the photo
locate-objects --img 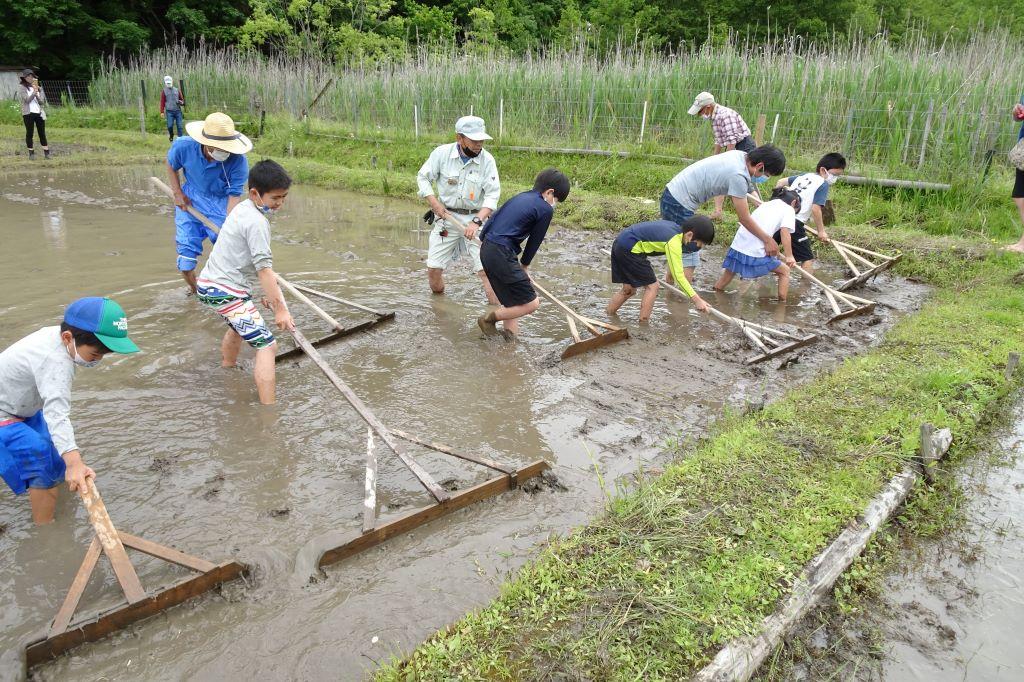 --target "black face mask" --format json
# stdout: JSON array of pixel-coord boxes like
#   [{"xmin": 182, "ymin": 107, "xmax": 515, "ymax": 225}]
[
  {"xmin": 683, "ymin": 240, "xmax": 701, "ymax": 254},
  {"xmin": 459, "ymin": 143, "xmax": 480, "ymax": 159}
]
